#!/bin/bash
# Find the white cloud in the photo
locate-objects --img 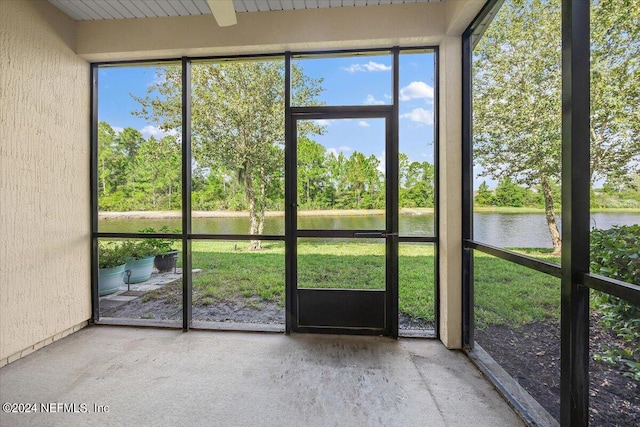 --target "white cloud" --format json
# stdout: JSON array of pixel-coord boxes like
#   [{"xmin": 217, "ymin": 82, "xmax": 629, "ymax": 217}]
[
  {"xmin": 399, "ymin": 81, "xmax": 434, "ymax": 102},
  {"xmin": 140, "ymin": 125, "xmax": 167, "ymax": 138},
  {"xmin": 343, "ymin": 61, "xmax": 392, "ymax": 73},
  {"xmin": 326, "ymin": 146, "xmax": 352, "ymax": 157},
  {"xmin": 139, "ymin": 125, "xmax": 179, "ymax": 139},
  {"xmin": 400, "ymin": 108, "xmax": 434, "ymax": 126},
  {"xmin": 357, "ymin": 121, "xmax": 370, "ymax": 128},
  {"xmin": 364, "ymin": 95, "xmax": 385, "ymax": 105},
  {"xmin": 112, "ymin": 126, "xmax": 124, "ymax": 135},
  {"xmin": 314, "ymin": 119, "xmax": 332, "ymax": 126}
]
